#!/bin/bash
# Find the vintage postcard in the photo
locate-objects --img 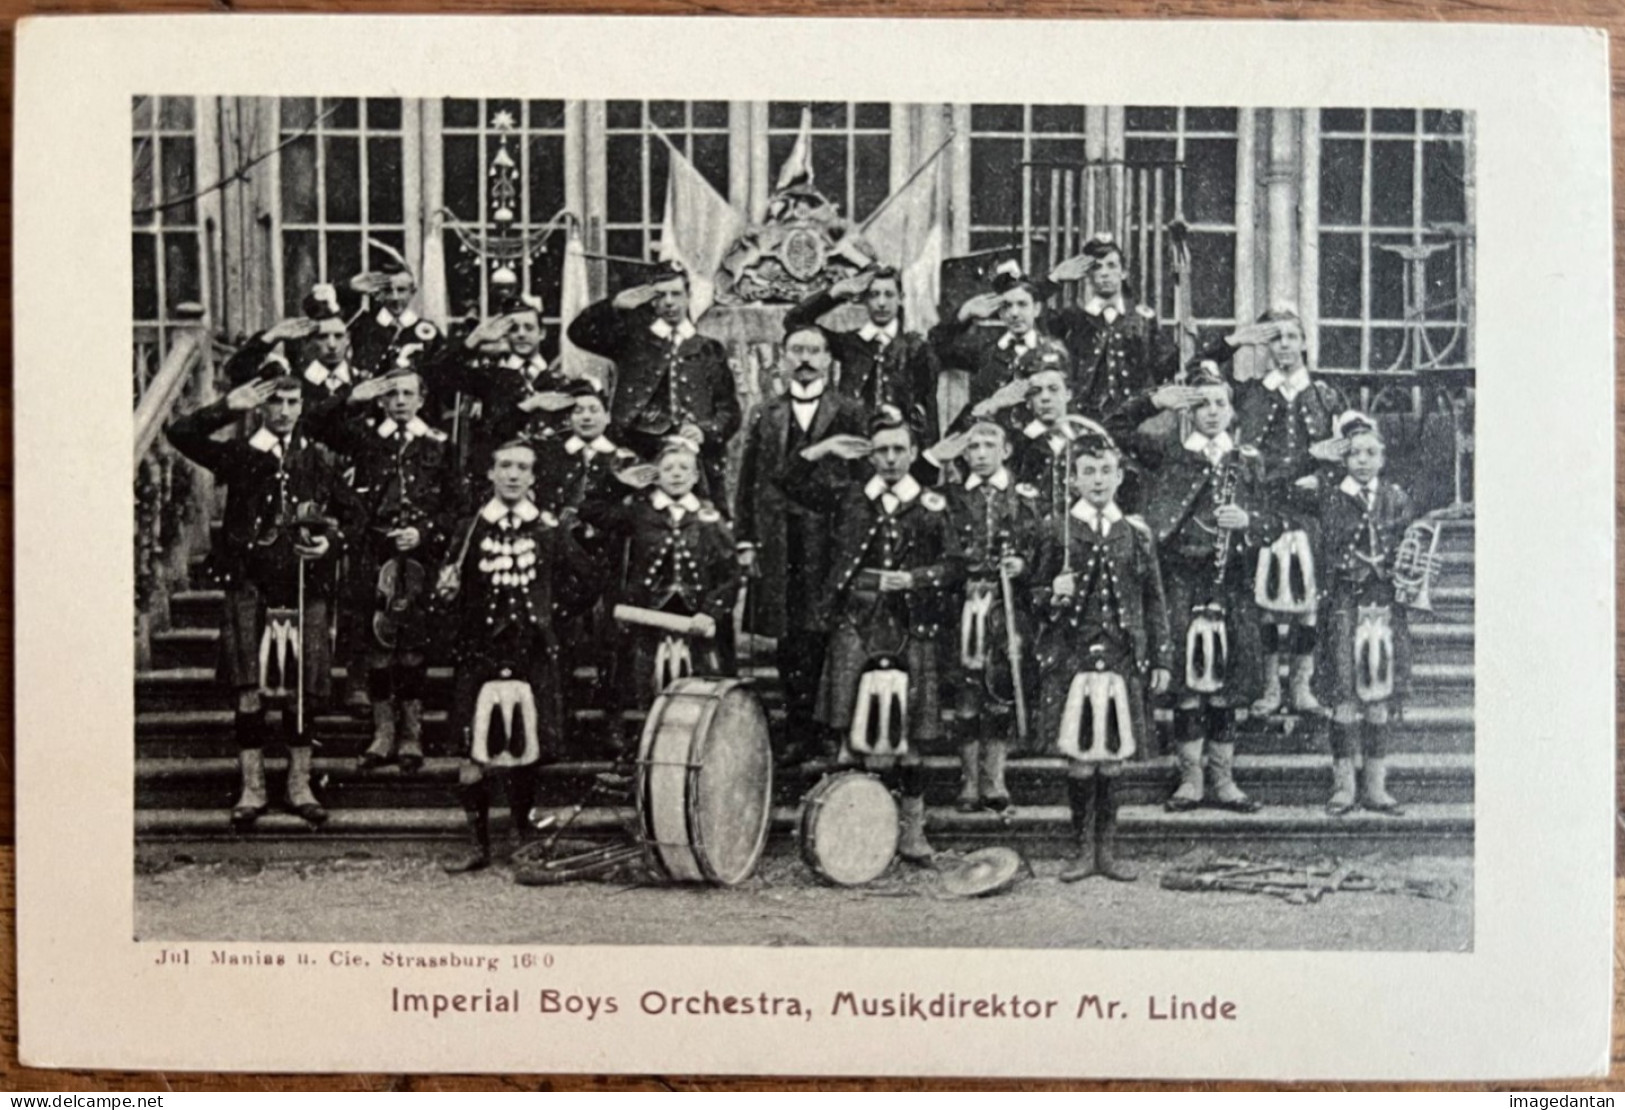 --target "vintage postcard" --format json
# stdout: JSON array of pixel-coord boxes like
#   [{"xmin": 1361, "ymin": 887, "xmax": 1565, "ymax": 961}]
[{"xmin": 12, "ymin": 15, "xmax": 1614, "ymax": 1079}]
